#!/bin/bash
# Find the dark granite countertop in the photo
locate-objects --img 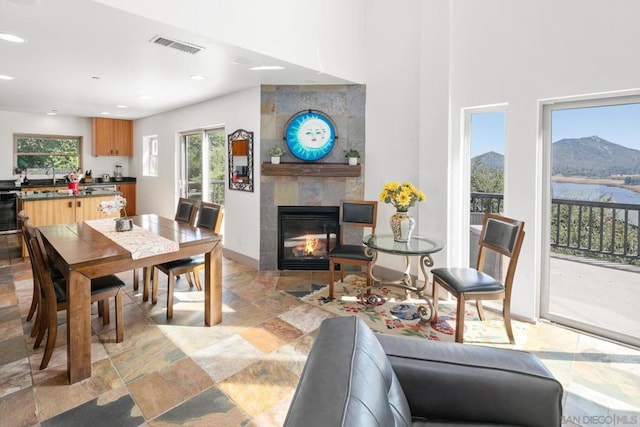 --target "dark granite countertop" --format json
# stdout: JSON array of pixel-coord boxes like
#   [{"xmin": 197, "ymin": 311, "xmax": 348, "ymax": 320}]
[{"xmin": 0, "ymin": 177, "xmax": 136, "ymax": 192}]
